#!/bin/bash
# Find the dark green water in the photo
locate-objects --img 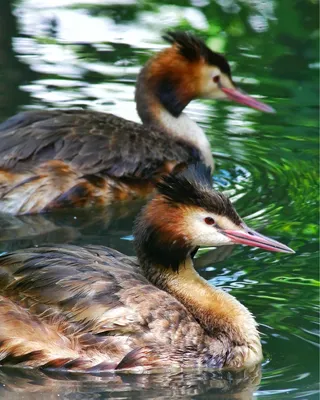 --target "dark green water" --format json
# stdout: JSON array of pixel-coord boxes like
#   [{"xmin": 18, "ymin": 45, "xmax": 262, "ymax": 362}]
[{"xmin": 0, "ymin": 0, "xmax": 319, "ymax": 399}]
